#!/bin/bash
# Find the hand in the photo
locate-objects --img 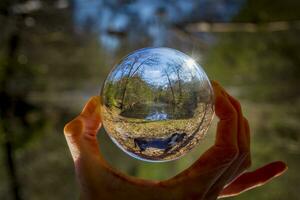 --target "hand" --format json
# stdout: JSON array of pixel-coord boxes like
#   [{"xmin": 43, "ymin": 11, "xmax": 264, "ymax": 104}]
[{"xmin": 64, "ymin": 81, "xmax": 287, "ymax": 200}]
